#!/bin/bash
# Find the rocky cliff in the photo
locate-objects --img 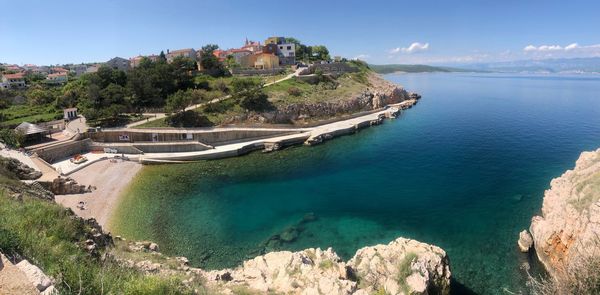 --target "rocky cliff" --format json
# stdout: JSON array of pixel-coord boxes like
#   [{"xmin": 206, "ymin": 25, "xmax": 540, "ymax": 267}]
[
  {"xmin": 529, "ymin": 148, "xmax": 600, "ymax": 279},
  {"xmin": 226, "ymin": 73, "xmax": 418, "ymax": 125},
  {"xmin": 125, "ymin": 237, "xmax": 450, "ymax": 295}
]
